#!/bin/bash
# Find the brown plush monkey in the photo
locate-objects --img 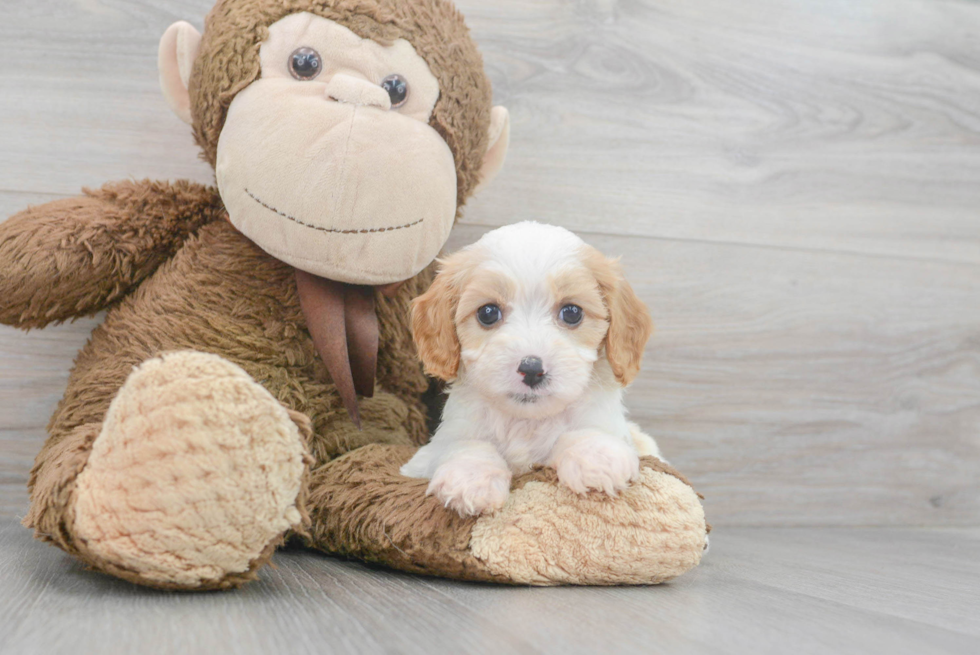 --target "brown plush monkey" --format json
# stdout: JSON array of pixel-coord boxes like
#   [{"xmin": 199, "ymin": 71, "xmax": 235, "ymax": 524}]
[{"xmin": 0, "ymin": 0, "xmax": 706, "ymax": 590}]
